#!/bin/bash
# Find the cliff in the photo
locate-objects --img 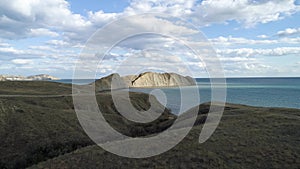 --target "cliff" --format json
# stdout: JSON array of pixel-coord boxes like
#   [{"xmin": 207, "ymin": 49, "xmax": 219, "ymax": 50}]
[
  {"xmin": 95, "ymin": 72, "xmax": 196, "ymax": 91},
  {"xmin": 26, "ymin": 74, "xmax": 59, "ymax": 80},
  {"xmin": 124, "ymin": 72, "xmax": 196, "ymax": 87}
]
